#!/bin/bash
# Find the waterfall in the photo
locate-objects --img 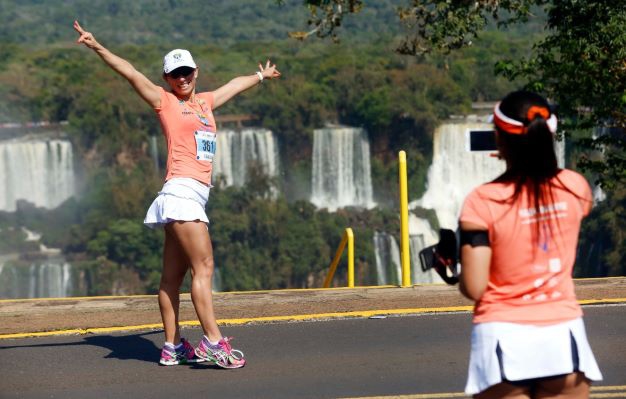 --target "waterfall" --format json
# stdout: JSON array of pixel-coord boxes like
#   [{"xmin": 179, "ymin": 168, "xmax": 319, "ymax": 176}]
[
  {"xmin": 0, "ymin": 259, "xmax": 75, "ymax": 299},
  {"xmin": 212, "ymin": 128, "xmax": 280, "ymax": 188},
  {"xmin": 415, "ymin": 120, "xmax": 568, "ymax": 229},
  {"xmin": 415, "ymin": 121, "xmax": 505, "ymax": 229},
  {"xmin": 0, "ymin": 138, "xmax": 76, "ymax": 211},
  {"xmin": 405, "ymin": 118, "xmax": 567, "ymax": 284},
  {"xmin": 149, "ymin": 135, "xmax": 160, "ymax": 173},
  {"xmin": 408, "ymin": 215, "xmax": 445, "ymax": 284},
  {"xmin": 212, "ymin": 266, "xmax": 222, "ymax": 293},
  {"xmin": 311, "ymin": 127, "xmax": 375, "ymax": 211},
  {"xmin": 373, "ymin": 232, "xmax": 401, "ymax": 286}
]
